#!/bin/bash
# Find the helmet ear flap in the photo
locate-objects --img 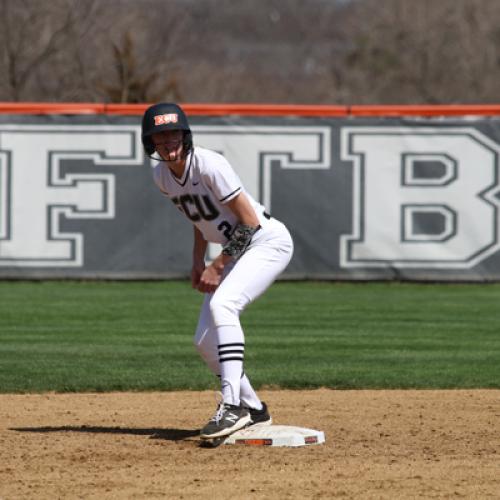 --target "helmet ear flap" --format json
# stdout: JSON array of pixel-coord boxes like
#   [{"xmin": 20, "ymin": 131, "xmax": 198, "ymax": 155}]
[
  {"xmin": 142, "ymin": 135, "xmax": 156, "ymax": 156},
  {"xmin": 183, "ymin": 131, "xmax": 193, "ymax": 154}
]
